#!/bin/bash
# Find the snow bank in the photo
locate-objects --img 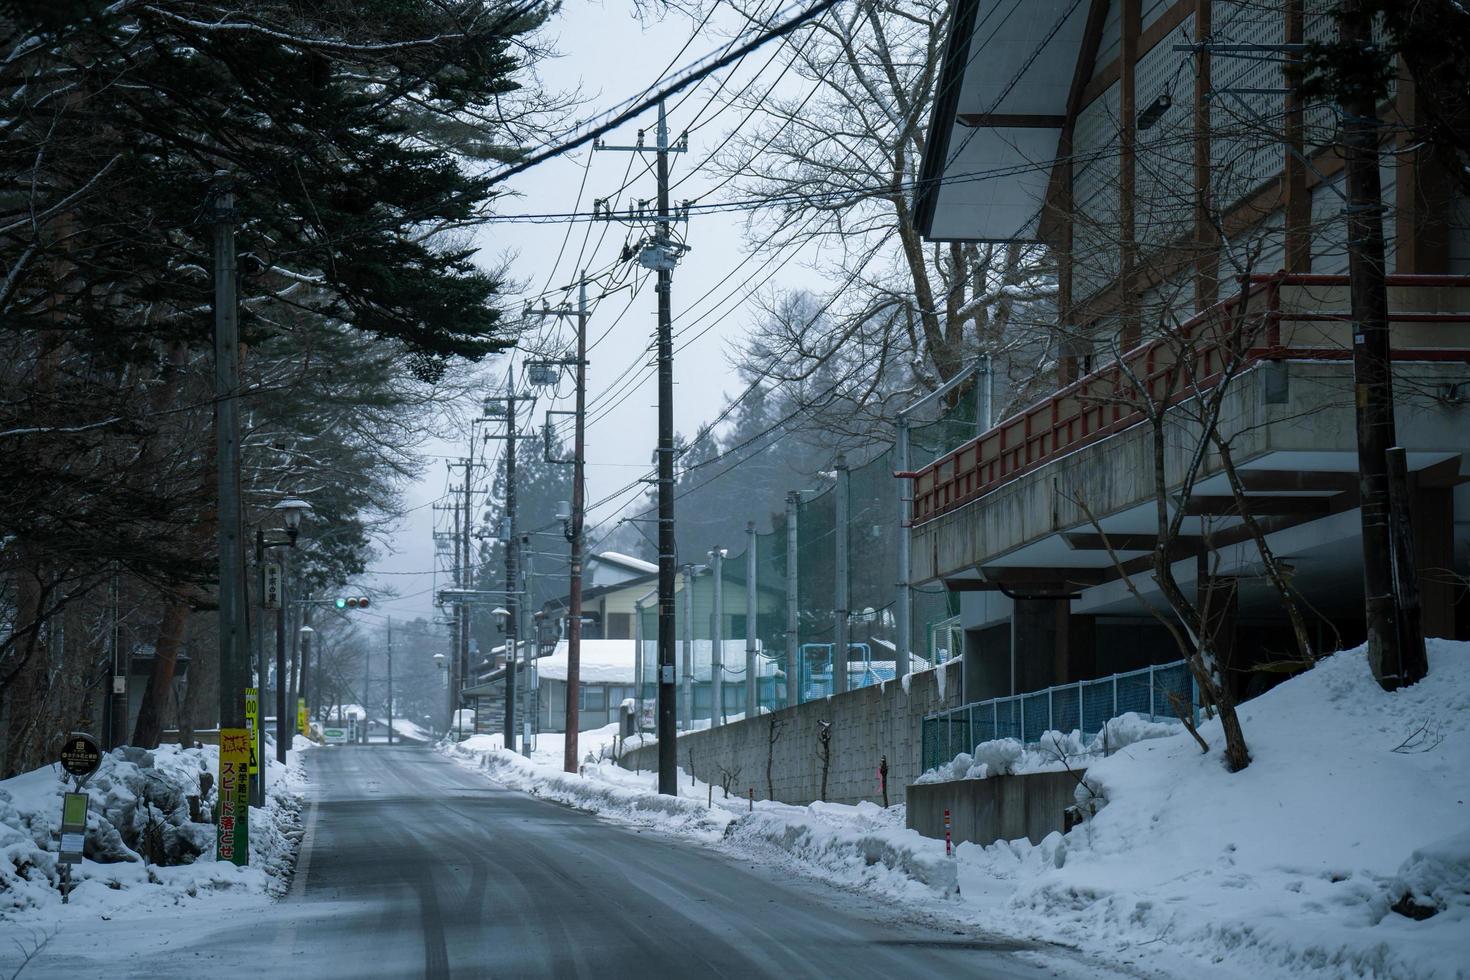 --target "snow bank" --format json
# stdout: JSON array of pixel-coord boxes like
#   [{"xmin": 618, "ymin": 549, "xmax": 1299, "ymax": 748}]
[
  {"xmin": 441, "ymin": 728, "xmax": 957, "ymax": 901},
  {"xmin": 954, "ymin": 640, "xmax": 1470, "ymax": 980},
  {"xmin": 1, "ymin": 741, "xmax": 306, "ymax": 923}
]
